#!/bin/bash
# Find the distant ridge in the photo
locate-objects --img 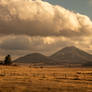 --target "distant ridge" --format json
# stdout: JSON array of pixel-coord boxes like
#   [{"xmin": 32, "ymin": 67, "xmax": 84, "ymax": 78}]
[{"xmin": 14, "ymin": 46, "xmax": 92, "ymax": 66}]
